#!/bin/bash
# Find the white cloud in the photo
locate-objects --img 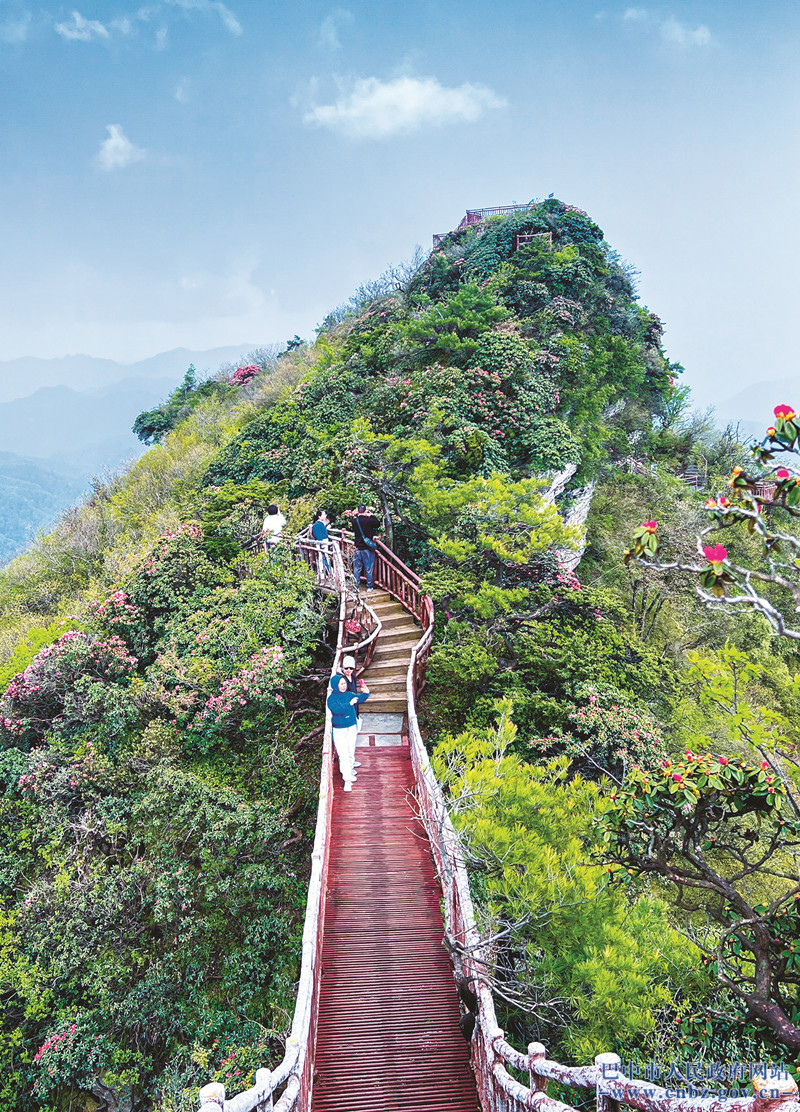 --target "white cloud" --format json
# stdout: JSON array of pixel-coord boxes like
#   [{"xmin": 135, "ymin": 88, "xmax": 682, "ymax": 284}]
[
  {"xmin": 623, "ymin": 8, "xmax": 648, "ymax": 20},
  {"xmin": 318, "ymin": 8, "xmax": 352, "ymax": 50},
  {"xmin": 54, "ymin": 10, "xmax": 110, "ymax": 41},
  {"xmin": 660, "ymin": 17, "xmax": 712, "ymax": 47},
  {"xmin": 155, "ymin": 25, "xmax": 168, "ymax": 48},
  {"xmin": 214, "ymin": 3, "xmax": 241, "ymax": 35},
  {"xmin": 166, "ymin": 0, "xmax": 242, "ymax": 35},
  {"xmin": 0, "ymin": 13, "xmax": 31, "ymax": 43},
  {"xmin": 175, "ymin": 77, "xmax": 189, "ymax": 101},
  {"xmin": 303, "ymin": 75, "xmax": 507, "ymax": 140},
  {"xmin": 95, "ymin": 124, "xmax": 146, "ymax": 171}
]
